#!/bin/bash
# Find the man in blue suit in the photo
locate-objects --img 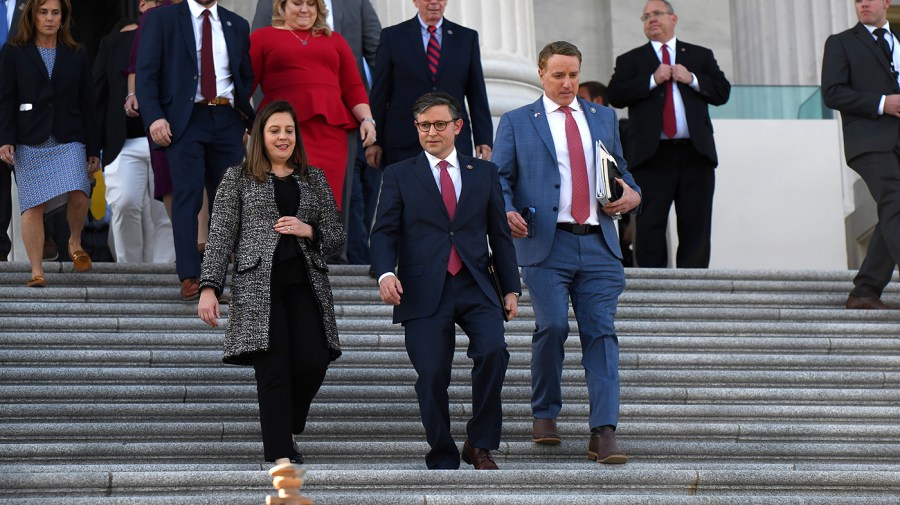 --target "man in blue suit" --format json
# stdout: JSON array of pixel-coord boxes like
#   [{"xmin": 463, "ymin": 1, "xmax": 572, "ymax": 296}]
[
  {"xmin": 365, "ymin": 0, "xmax": 492, "ymax": 168},
  {"xmin": 493, "ymin": 41, "xmax": 641, "ymax": 464},
  {"xmin": 136, "ymin": 0, "xmax": 254, "ymax": 300},
  {"xmin": 370, "ymin": 92, "xmax": 520, "ymax": 470}
]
